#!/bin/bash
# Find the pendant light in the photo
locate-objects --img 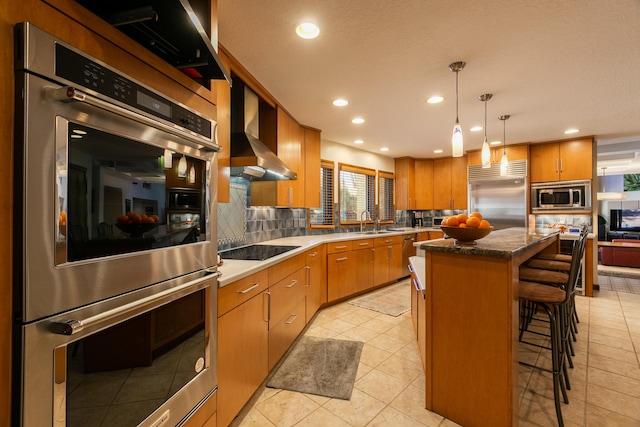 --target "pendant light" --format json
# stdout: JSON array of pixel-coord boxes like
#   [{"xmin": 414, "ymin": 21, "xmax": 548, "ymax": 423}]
[
  {"xmin": 449, "ymin": 61, "xmax": 466, "ymax": 157},
  {"xmin": 479, "ymin": 93, "xmax": 493, "ymax": 168},
  {"xmin": 178, "ymin": 155, "xmax": 188, "ymax": 178},
  {"xmin": 188, "ymin": 165, "xmax": 196, "ymax": 184},
  {"xmin": 597, "ymin": 167, "xmax": 626, "ymax": 200},
  {"xmin": 163, "ymin": 149, "xmax": 173, "ymax": 169},
  {"xmin": 499, "ymin": 115, "xmax": 510, "ymax": 176}
]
